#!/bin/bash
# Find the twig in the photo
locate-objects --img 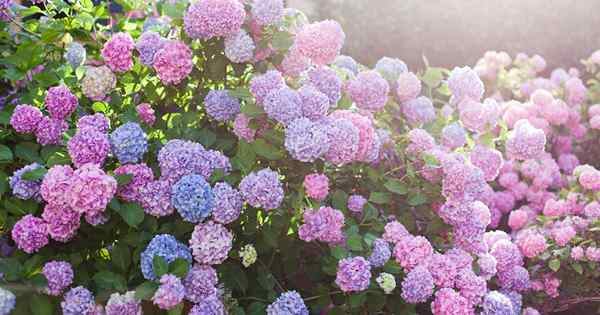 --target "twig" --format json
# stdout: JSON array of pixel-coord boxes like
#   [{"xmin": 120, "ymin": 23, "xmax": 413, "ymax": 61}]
[
  {"xmin": 9, "ymin": 16, "xmax": 41, "ymax": 39},
  {"xmin": 304, "ymin": 290, "xmax": 343, "ymax": 302}
]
